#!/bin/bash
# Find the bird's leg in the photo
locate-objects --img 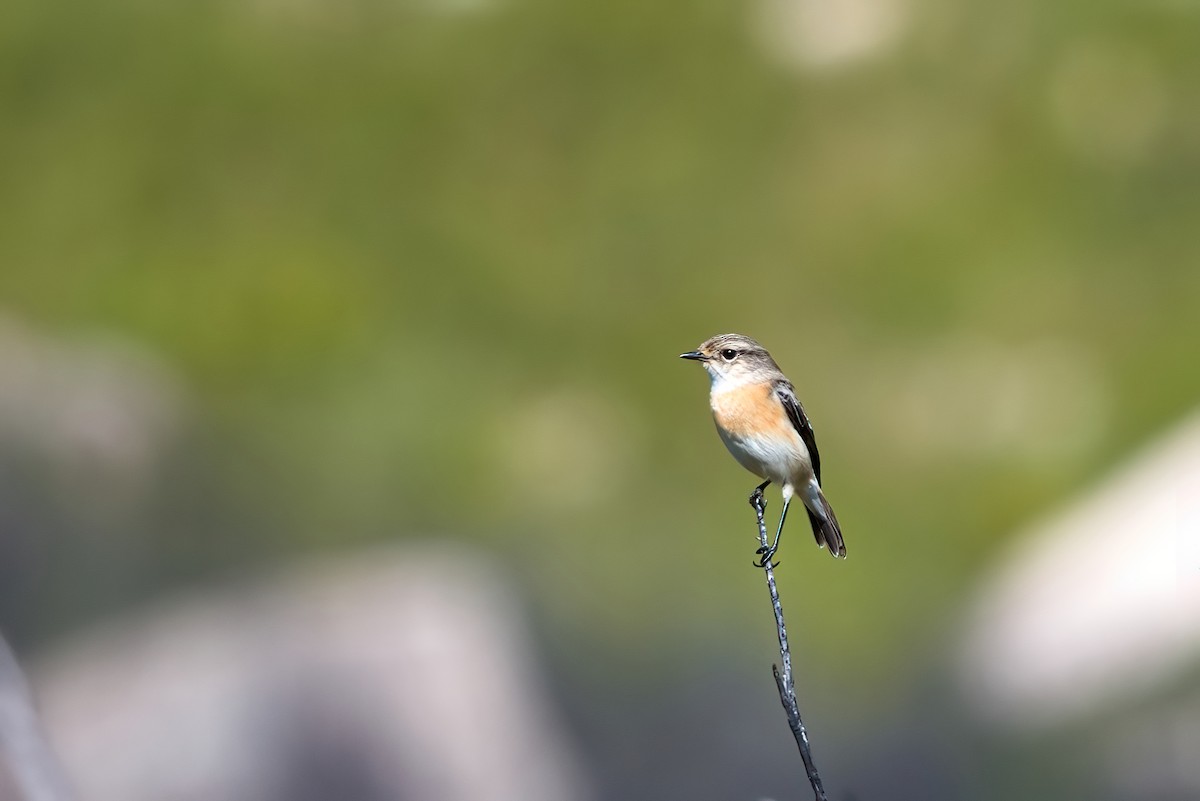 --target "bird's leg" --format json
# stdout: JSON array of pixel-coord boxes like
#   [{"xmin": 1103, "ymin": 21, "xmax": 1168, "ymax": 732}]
[
  {"xmin": 748, "ymin": 479, "xmax": 771, "ymax": 507},
  {"xmin": 754, "ymin": 496, "xmax": 790, "ymax": 567}
]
